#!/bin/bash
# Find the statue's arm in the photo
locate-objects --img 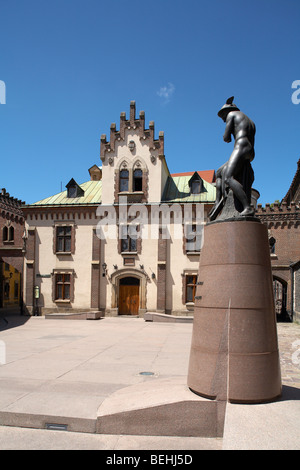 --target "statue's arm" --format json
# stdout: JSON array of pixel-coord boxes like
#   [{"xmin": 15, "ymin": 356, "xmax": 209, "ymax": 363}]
[{"xmin": 223, "ymin": 114, "xmax": 234, "ymax": 143}]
